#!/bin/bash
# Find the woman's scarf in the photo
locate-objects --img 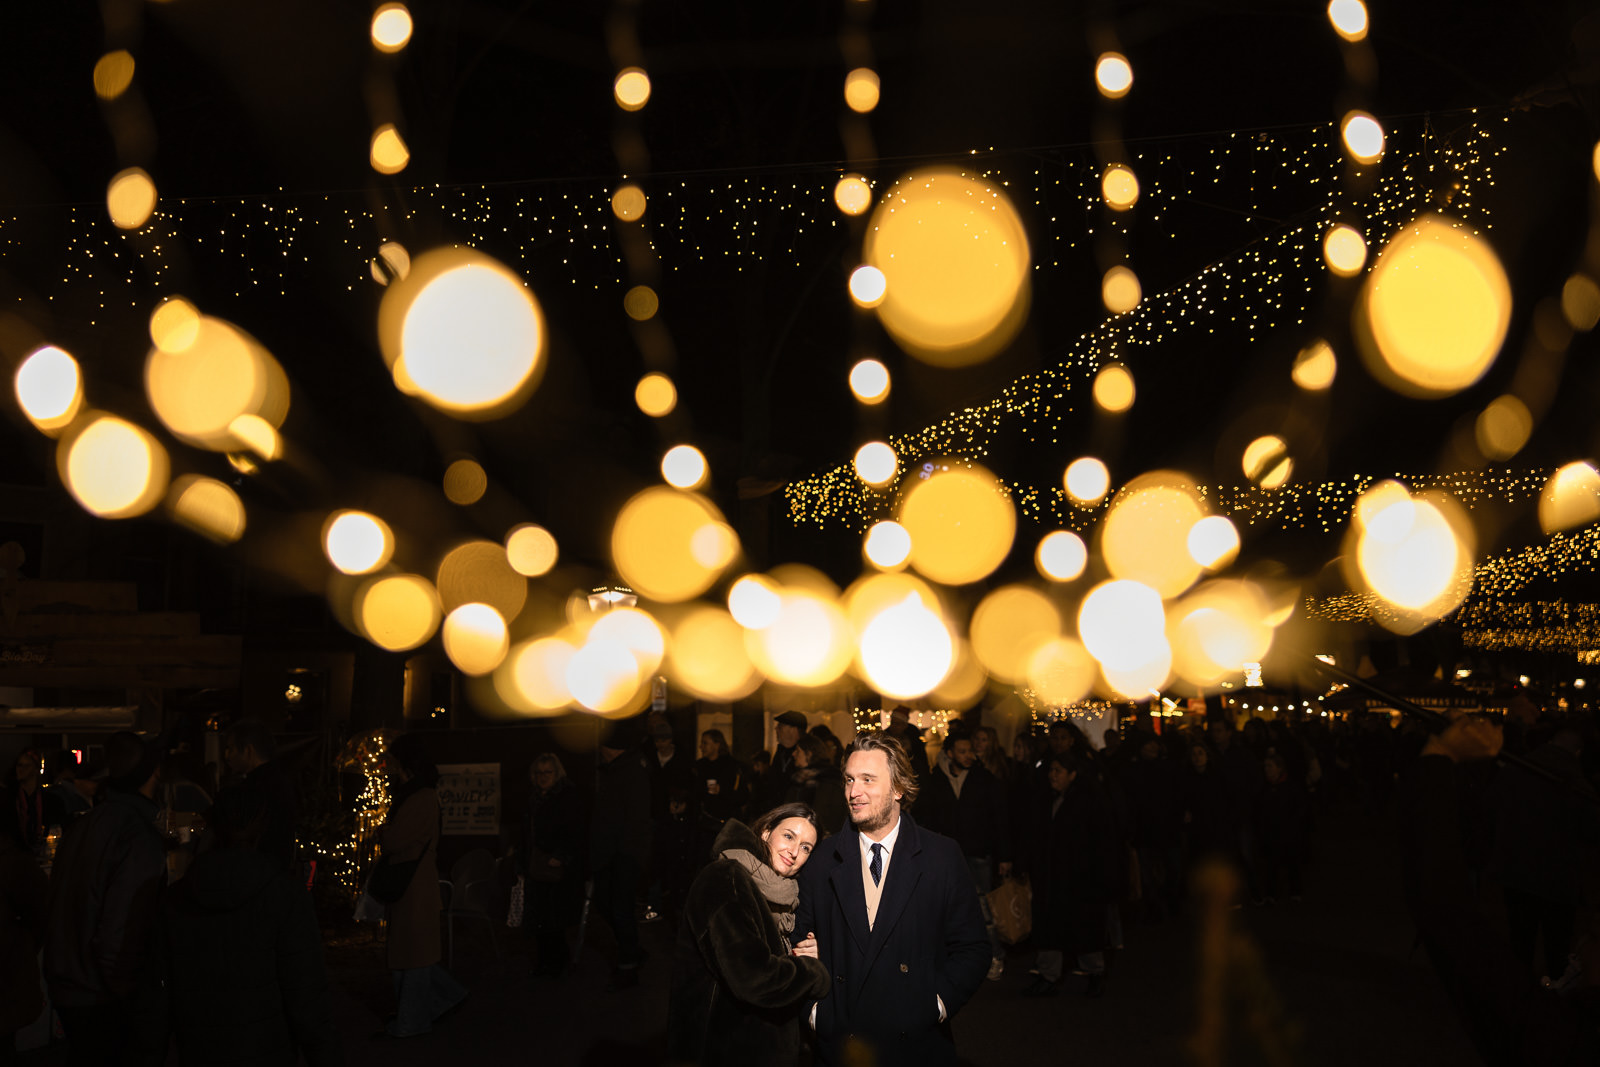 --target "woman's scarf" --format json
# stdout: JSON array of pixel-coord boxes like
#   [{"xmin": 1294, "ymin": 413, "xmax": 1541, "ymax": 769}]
[{"xmin": 722, "ymin": 846, "xmax": 799, "ymax": 936}]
